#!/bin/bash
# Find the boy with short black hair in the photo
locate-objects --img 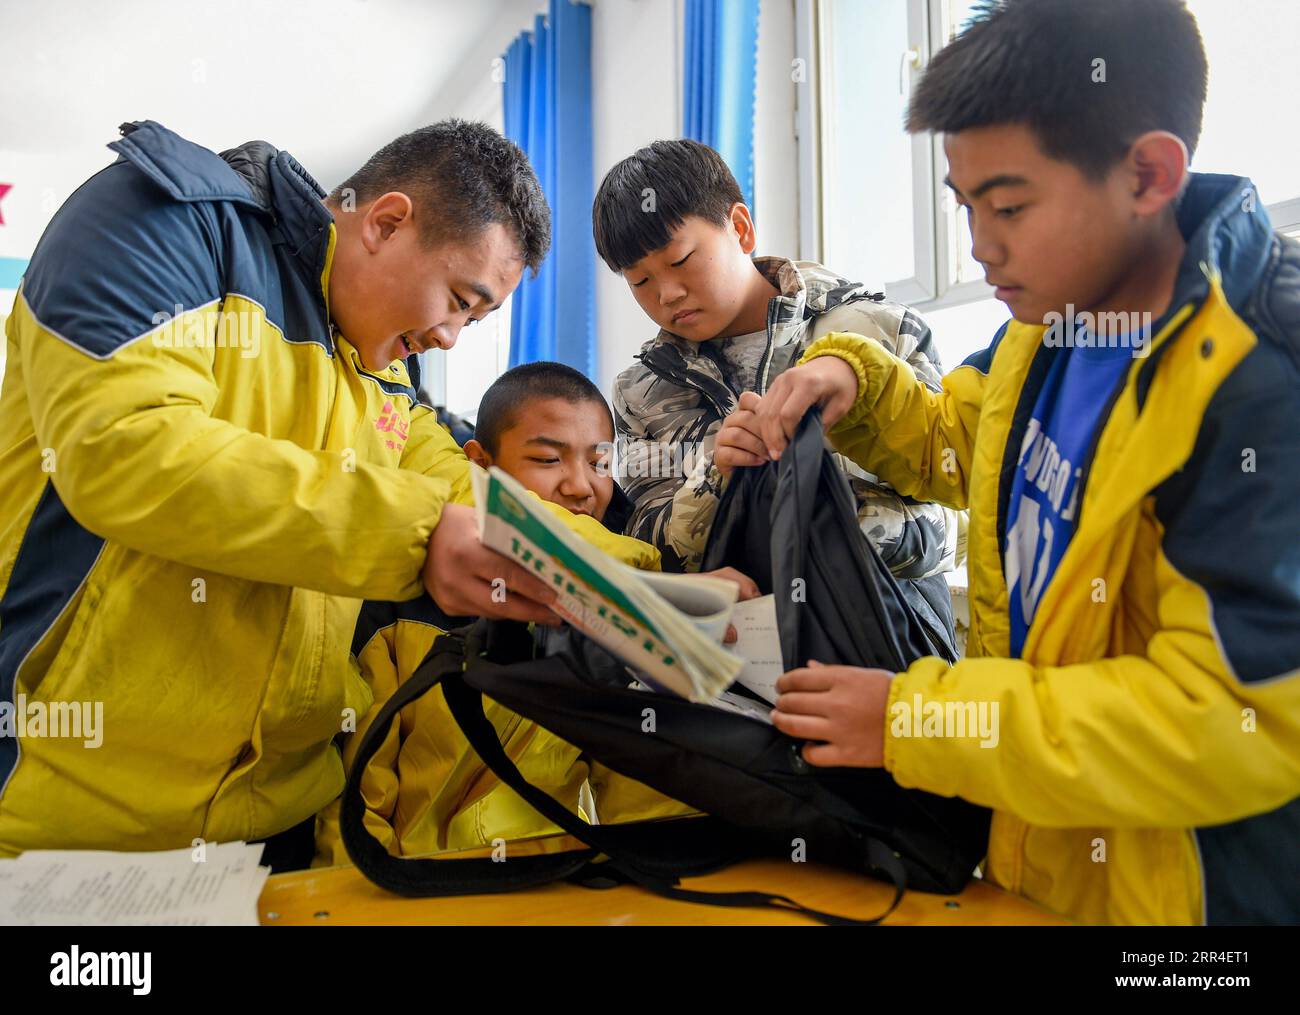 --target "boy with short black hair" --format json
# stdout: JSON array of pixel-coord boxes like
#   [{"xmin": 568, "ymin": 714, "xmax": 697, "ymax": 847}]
[
  {"xmin": 598, "ymin": 139, "xmax": 961, "ymax": 656},
  {"xmin": 747, "ymin": 0, "xmax": 1300, "ymax": 924},
  {"xmin": 464, "ymin": 360, "xmax": 634, "ymax": 529},
  {"xmin": 316, "ymin": 362, "xmax": 753, "ymax": 863}
]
